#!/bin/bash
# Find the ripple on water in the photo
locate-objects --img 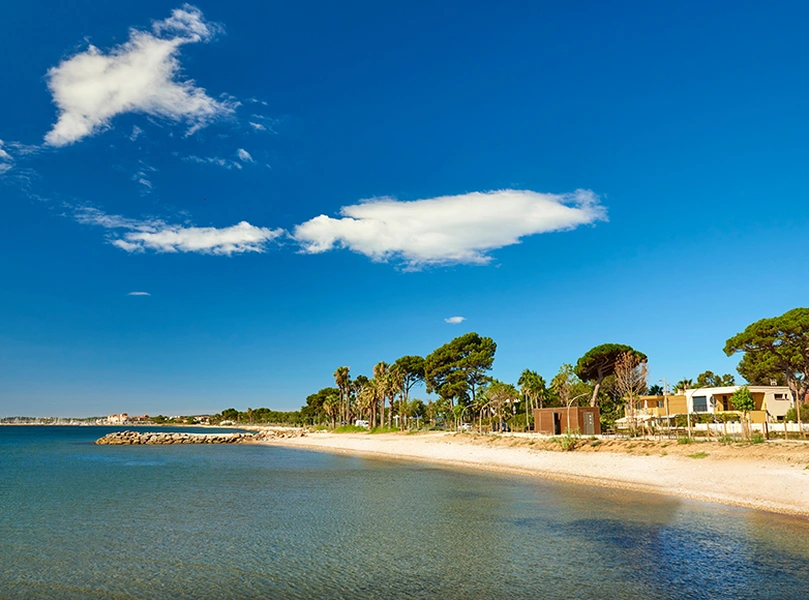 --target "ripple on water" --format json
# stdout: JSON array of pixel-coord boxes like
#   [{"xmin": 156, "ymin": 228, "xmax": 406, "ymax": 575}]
[{"xmin": 2, "ymin": 427, "xmax": 809, "ymax": 599}]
